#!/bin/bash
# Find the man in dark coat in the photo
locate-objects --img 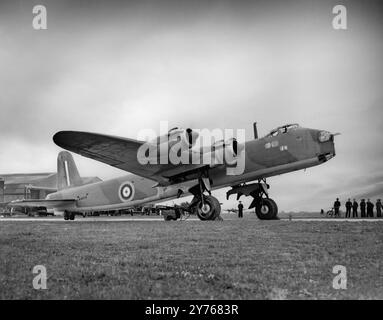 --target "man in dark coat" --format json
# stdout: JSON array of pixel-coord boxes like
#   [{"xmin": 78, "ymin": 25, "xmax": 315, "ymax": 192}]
[
  {"xmin": 352, "ymin": 199, "xmax": 358, "ymax": 218},
  {"xmin": 360, "ymin": 199, "xmax": 366, "ymax": 218},
  {"xmin": 376, "ymin": 199, "xmax": 382, "ymax": 218},
  {"xmin": 334, "ymin": 198, "xmax": 341, "ymax": 217},
  {"xmin": 367, "ymin": 199, "xmax": 374, "ymax": 218},
  {"xmin": 238, "ymin": 201, "xmax": 244, "ymax": 218},
  {"xmin": 345, "ymin": 199, "xmax": 352, "ymax": 218}
]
